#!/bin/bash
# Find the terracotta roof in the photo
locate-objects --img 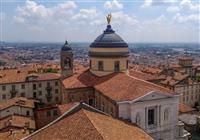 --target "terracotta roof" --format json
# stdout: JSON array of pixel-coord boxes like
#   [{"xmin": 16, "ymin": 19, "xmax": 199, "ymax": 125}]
[
  {"xmin": 129, "ymin": 70, "xmax": 164, "ymax": 81},
  {"xmin": 160, "ymin": 72, "xmax": 188, "ymax": 86},
  {"xmin": 35, "ymin": 102, "xmax": 78, "ymax": 129},
  {"xmin": 0, "ymin": 69, "xmax": 60, "ymax": 85},
  {"xmin": 0, "ymin": 115, "xmax": 36, "ymax": 130},
  {"xmin": 179, "ymin": 103, "xmax": 196, "ymax": 114},
  {"xmin": 23, "ymin": 103, "xmax": 153, "ymax": 140},
  {"xmin": 0, "ymin": 129, "xmax": 30, "ymax": 140},
  {"xmin": 0, "ymin": 97, "xmax": 37, "ymax": 110},
  {"xmin": 57, "ymin": 102, "xmax": 79, "ymax": 114},
  {"xmin": 62, "ymin": 70, "xmax": 174, "ymax": 102}
]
